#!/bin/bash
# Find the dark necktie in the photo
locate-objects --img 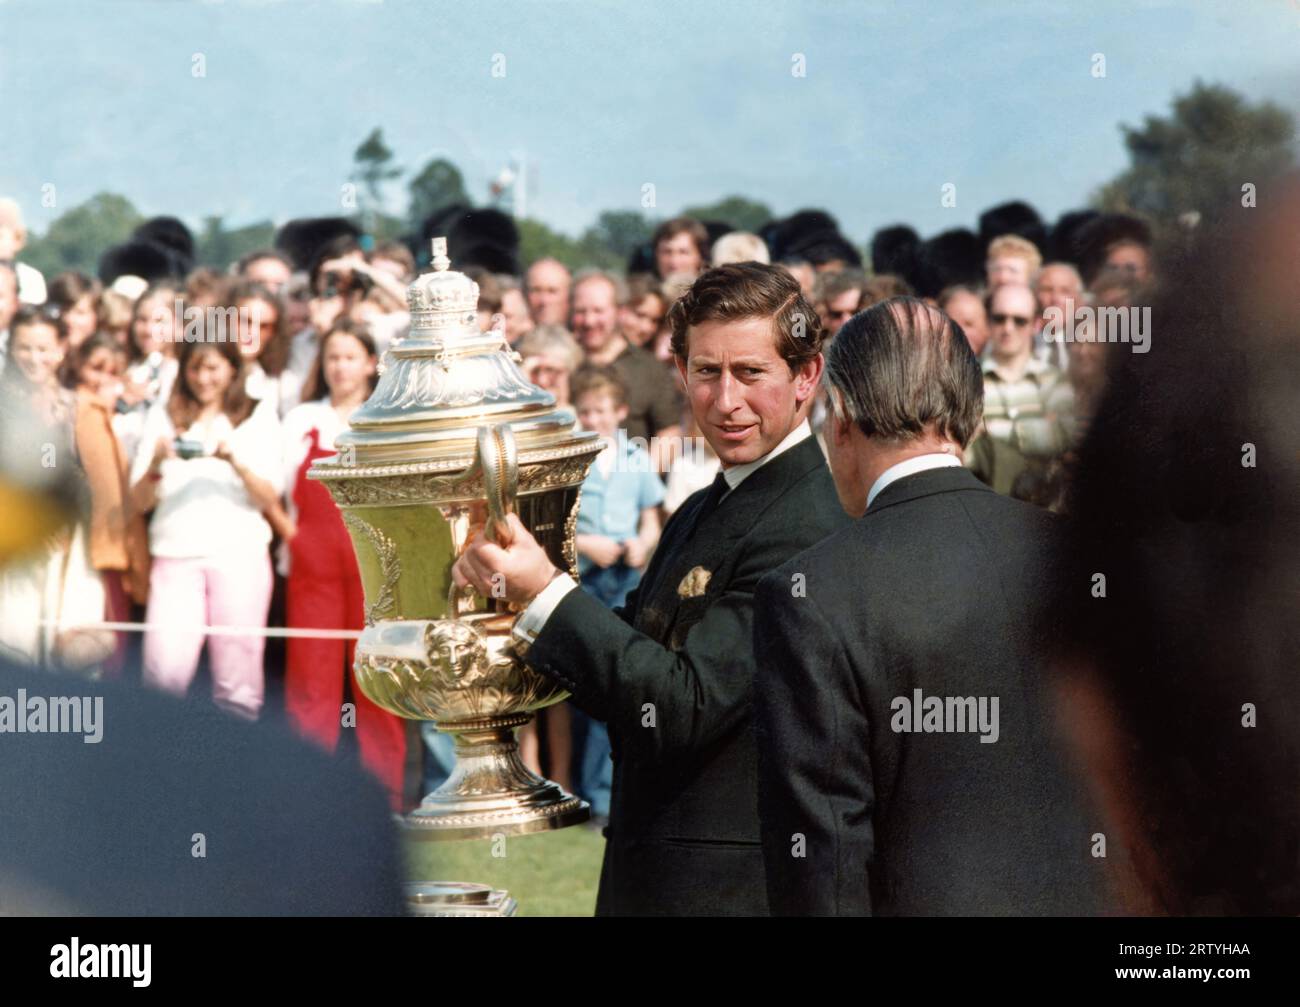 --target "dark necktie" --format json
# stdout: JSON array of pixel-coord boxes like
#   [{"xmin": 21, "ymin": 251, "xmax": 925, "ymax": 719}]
[{"xmin": 691, "ymin": 471, "xmax": 730, "ymax": 533}]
